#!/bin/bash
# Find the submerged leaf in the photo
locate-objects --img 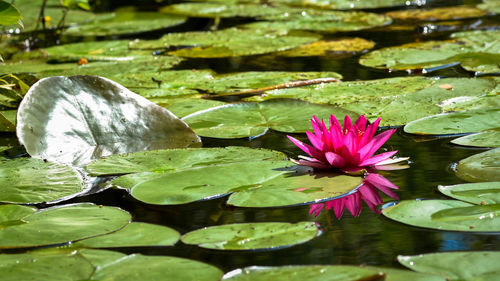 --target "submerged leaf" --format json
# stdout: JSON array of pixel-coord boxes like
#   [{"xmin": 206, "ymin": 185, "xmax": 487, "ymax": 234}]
[{"xmin": 17, "ymin": 76, "xmax": 200, "ymax": 166}]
